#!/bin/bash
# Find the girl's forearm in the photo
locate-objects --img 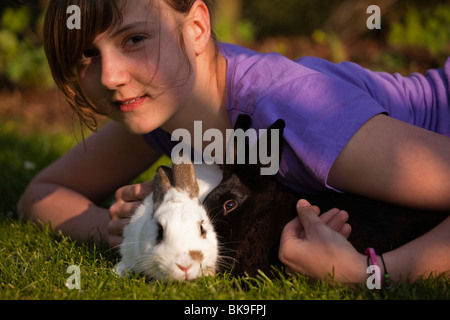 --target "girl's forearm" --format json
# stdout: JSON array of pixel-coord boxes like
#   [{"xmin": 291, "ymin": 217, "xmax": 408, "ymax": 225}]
[
  {"xmin": 18, "ymin": 182, "xmax": 110, "ymax": 244},
  {"xmin": 382, "ymin": 216, "xmax": 450, "ymax": 283}
]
